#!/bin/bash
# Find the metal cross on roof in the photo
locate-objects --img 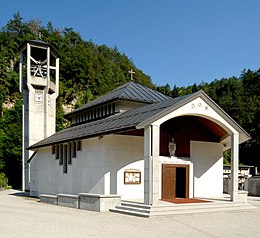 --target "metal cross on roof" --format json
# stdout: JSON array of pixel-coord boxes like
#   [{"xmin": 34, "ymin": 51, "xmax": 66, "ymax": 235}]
[
  {"xmin": 128, "ymin": 69, "xmax": 135, "ymax": 80},
  {"xmin": 38, "ymin": 32, "xmax": 42, "ymax": 40}
]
